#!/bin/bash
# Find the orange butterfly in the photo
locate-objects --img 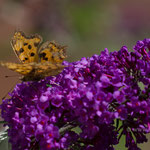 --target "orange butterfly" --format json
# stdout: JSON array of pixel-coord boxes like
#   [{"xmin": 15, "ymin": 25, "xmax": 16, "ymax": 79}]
[{"xmin": 0, "ymin": 31, "xmax": 67, "ymax": 81}]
